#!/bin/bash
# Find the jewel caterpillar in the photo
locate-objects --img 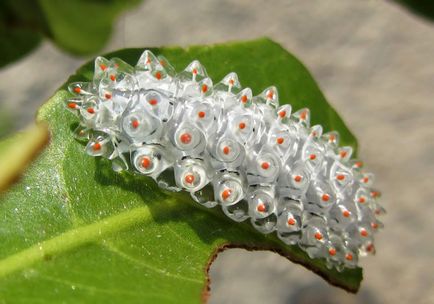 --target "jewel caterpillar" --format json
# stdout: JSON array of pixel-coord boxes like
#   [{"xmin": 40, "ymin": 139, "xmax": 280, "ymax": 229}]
[{"xmin": 65, "ymin": 50, "xmax": 385, "ymax": 271}]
